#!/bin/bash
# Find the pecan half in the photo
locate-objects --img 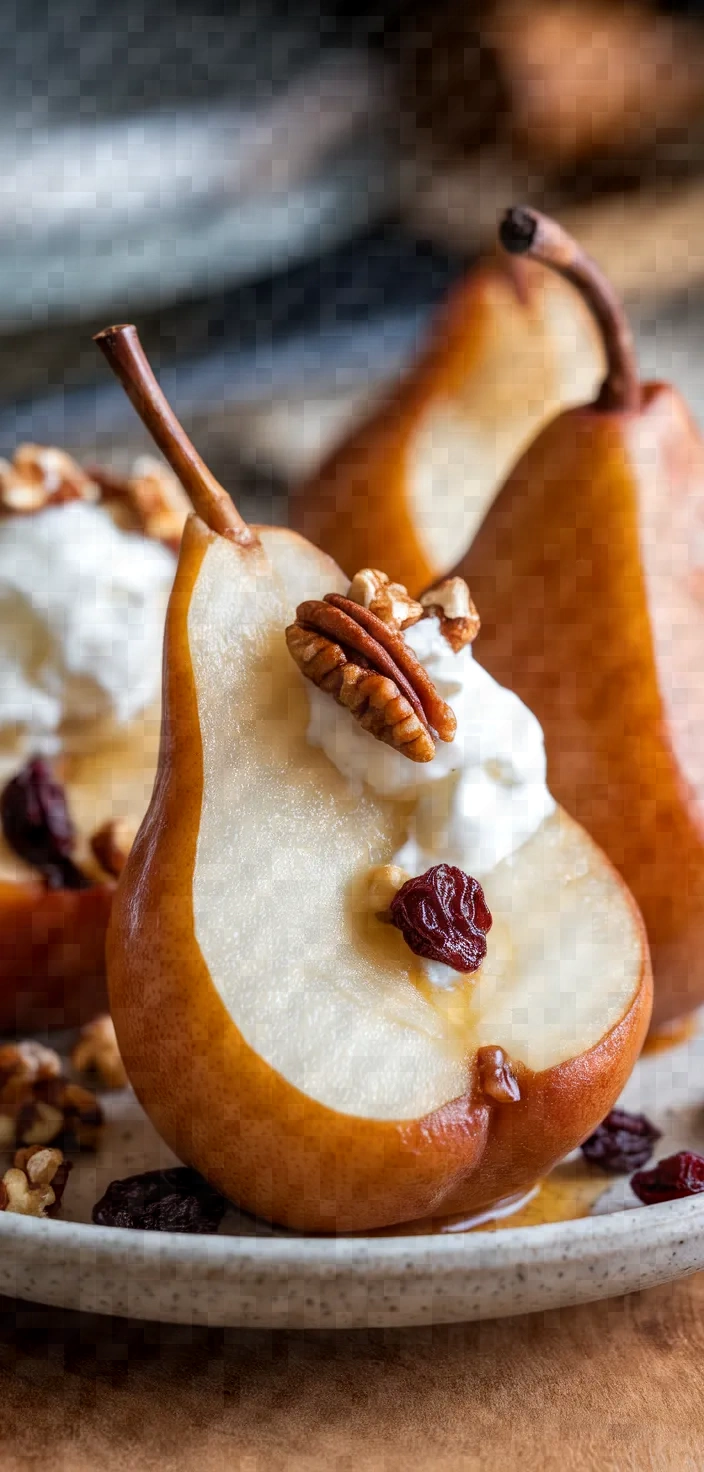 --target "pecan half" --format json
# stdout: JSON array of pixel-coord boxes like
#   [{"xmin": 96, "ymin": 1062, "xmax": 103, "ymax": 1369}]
[
  {"xmin": 287, "ymin": 591, "xmax": 456, "ymax": 763},
  {"xmin": 286, "ymin": 622, "xmax": 435, "ymax": 762},
  {"xmin": 420, "ymin": 578, "xmax": 481, "ymax": 653},
  {"xmin": 324, "ymin": 595, "xmax": 456, "ymax": 743}
]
